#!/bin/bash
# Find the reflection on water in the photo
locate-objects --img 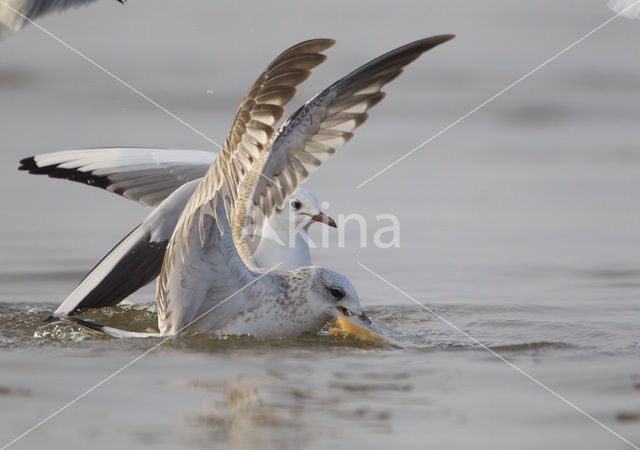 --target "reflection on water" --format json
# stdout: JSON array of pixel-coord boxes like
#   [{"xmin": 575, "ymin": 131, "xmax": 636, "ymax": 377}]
[
  {"xmin": 1, "ymin": 299, "xmax": 640, "ymax": 449},
  {"xmin": 187, "ymin": 376, "xmax": 309, "ymax": 449}
]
